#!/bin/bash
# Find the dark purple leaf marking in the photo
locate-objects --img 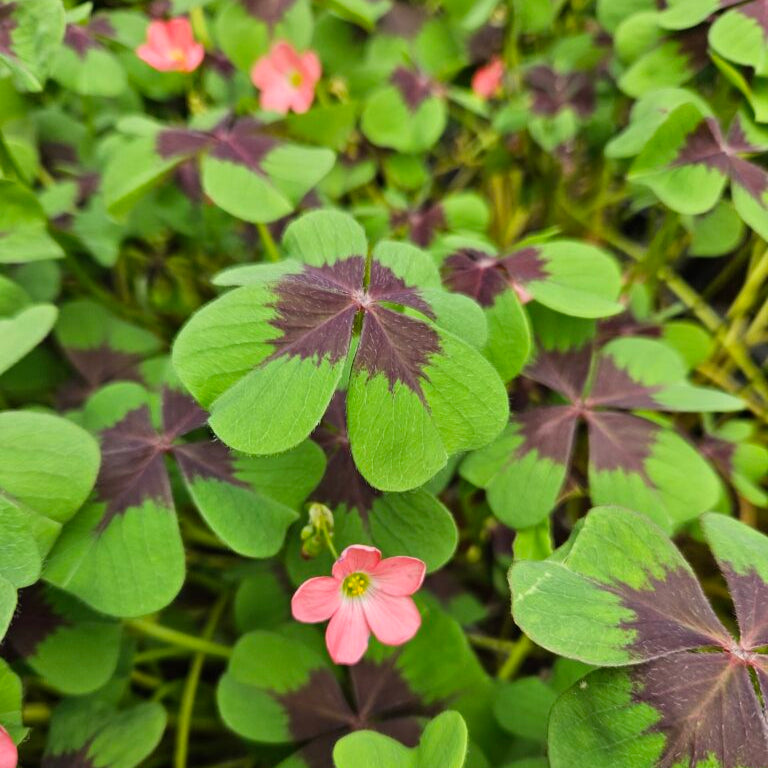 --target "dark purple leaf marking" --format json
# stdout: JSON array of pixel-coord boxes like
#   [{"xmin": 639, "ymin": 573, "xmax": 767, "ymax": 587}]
[
  {"xmin": 499, "ymin": 247, "xmax": 549, "ymax": 286},
  {"xmin": 379, "ymin": 3, "xmax": 428, "ymax": 38},
  {"xmin": 243, "ymin": 0, "xmax": 295, "ymax": 25},
  {"xmin": 524, "ymin": 347, "xmax": 592, "ymax": 403},
  {"xmin": 525, "ymin": 66, "xmax": 595, "ymax": 118},
  {"xmin": 699, "ymin": 433, "xmax": 737, "ymax": 478},
  {"xmin": 64, "ymin": 347, "xmax": 146, "ymax": 390},
  {"xmin": 208, "ymin": 118, "xmax": 277, "ymax": 172},
  {"xmin": 467, "ymin": 24, "xmax": 505, "ymax": 64},
  {"xmin": 674, "ymin": 117, "xmax": 768, "ymax": 203},
  {"xmin": 93, "ymin": 388, "xmax": 242, "ymax": 532},
  {"xmin": 736, "ymin": 0, "xmax": 768, "ymax": 36},
  {"xmin": 390, "ymin": 203, "xmax": 445, "ymax": 247},
  {"xmin": 268, "ymin": 258, "xmax": 441, "ymax": 399},
  {"xmin": 63, "ymin": 24, "xmax": 101, "ymax": 59},
  {"xmin": 585, "ymin": 355, "xmax": 662, "ymax": 410},
  {"xmin": 162, "ymin": 387, "xmax": 208, "ymax": 439},
  {"xmin": 586, "ymin": 411, "xmax": 657, "ymax": 479},
  {"xmin": 311, "ymin": 392, "xmax": 380, "ymax": 514},
  {"xmin": 267, "ymin": 257, "xmax": 364, "ymax": 365},
  {"xmin": 156, "ymin": 129, "xmax": 215, "ymax": 160},
  {"xmin": 42, "ymin": 746, "xmax": 95, "ymax": 768},
  {"xmin": 676, "ymin": 25, "xmax": 710, "ymax": 71},
  {"xmin": 0, "ymin": 2, "xmax": 17, "ymax": 57},
  {"xmin": 515, "ymin": 406, "xmax": 578, "ymax": 465},
  {"xmin": 278, "ymin": 660, "xmax": 433, "ymax": 768},
  {"xmin": 390, "ymin": 68, "xmax": 435, "ymax": 111},
  {"xmin": 173, "ymin": 440, "xmax": 248, "ymax": 488},
  {"xmin": 354, "ymin": 305, "xmax": 440, "ymax": 402},
  {"xmin": 95, "ymin": 405, "xmax": 172, "ymax": 532},
  {"xmin": 718, "ymin": 566, "xmax": 768, "ymax": 650},
  {"xmin": 615, "ymin": 569, "xmax": 731, "ymax": 659},
  {"xmin": 443, "ymin": 250, "xmax": 509, "ymax": 308},
  {"xmin": 5, "ymin": 585, "xmax": 69, "ymax": 659},
  {"xmin": 632, "ymin": 653, "xmax": 768, "ymax": 768}
]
